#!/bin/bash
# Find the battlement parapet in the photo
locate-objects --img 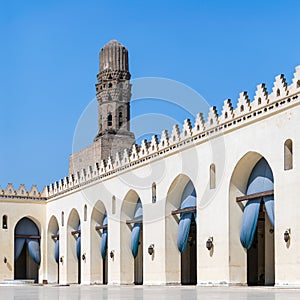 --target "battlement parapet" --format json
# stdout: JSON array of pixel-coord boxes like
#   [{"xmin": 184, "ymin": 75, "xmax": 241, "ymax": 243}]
[
  {"xmin": 0, "ymin": 183, "xmax": 47, "ymax": 200},
  {"xmin": 45, "ymin": 65, "xmax": 300, "ymax": 198}
]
